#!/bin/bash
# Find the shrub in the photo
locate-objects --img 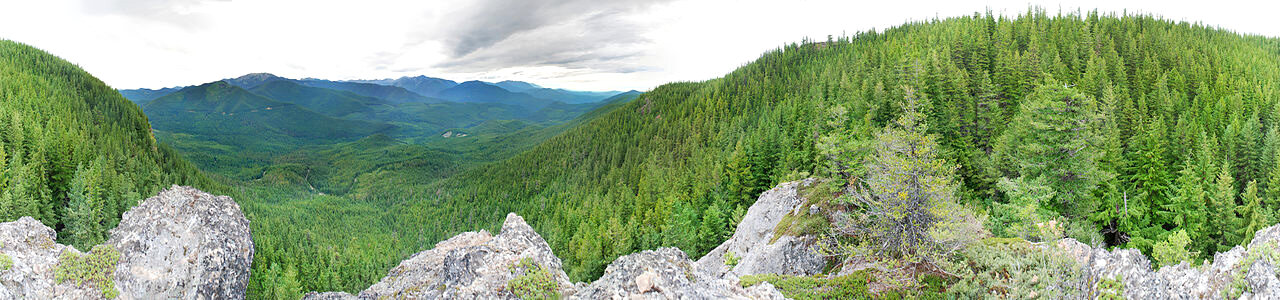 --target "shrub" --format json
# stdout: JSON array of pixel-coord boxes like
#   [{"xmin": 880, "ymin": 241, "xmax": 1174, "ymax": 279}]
[
  {"xmin": 507, "ymin": 258, "xmax": 560, "ymax": 300},
  {"xmin": 1096, "ymin": 275, "xmax": 1125, "ymax": 299},
  {"xmin": 740, "ymin": 273, "xmax": 873, "ymax": 300},
  {"xmin": 54, "ymin": 244, "xmax": 121, "ymax": 299},
  {"xmin": 946, "ymin": 238, "xmax": 1082, "ymax": 298},
  {"xmin": 0, "ymin": 252, "xmax": 11, "ymax": 271},
  {"xmin": 1152, "ymin": 230, "xmax": 1194, "ymax": 267},
  {"xmin": 724, "ymin": 251, "xmax": 741, "ymax": 267}
]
